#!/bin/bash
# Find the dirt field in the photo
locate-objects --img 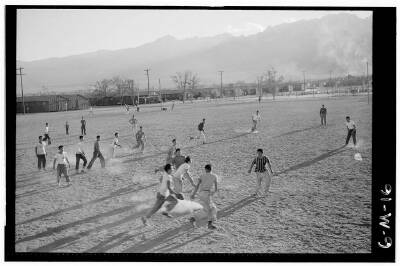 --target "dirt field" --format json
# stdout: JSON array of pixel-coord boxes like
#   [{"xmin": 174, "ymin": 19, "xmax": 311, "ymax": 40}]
[{"xmin": 15, "ymin": 95, "xmax": 372, "ymax": 253}]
